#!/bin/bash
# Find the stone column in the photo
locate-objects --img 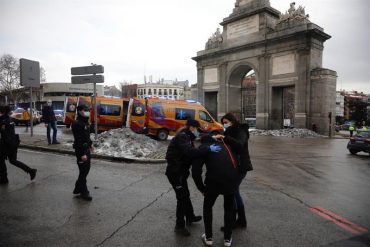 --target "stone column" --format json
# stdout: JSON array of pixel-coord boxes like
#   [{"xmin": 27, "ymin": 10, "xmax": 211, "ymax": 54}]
[
  {"xmin": 218, "ymin": 62, "xmax": 228, "ymax": 121},
  {"xmin": 256, "ymin": 54, "xmax": 270, "ymax": 130},
  {"xmin": 196, "ymin": 67, "xmax": 204, "ymax": 104},
  {"xmin": 295, "ymin": 49, "xmax": 310, "ymax": 128},
  {"xmin": 309, "ymin": 68, "xmax": 337, "ymax": 136}
]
